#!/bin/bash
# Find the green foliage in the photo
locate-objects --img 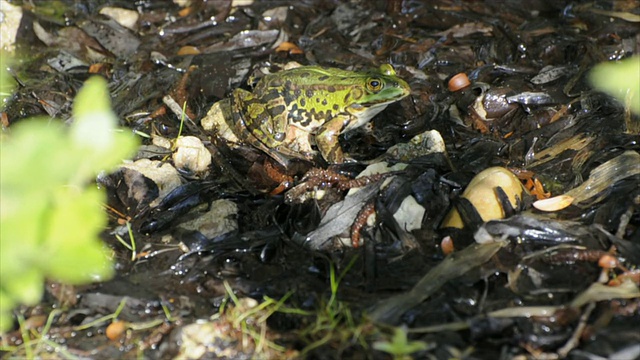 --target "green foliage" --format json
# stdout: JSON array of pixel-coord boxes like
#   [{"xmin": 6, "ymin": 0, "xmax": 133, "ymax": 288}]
[
  {"xmin": 0, "ymin": 76, "xmax": 139, "ymax": 332},
  {"xmin": 589, "ymin": 56, "xmax": 640, "ymax": 115},
  {"xmin": 0, "ymin": 51, "xmax": 17, "ymax": 109},
  {"xmin": 297, "ymin": 258, "xmax": 374, "ymax": 355},
  {"xmin": 373, "ymin": 327, "xmax": 431, "ymax": 360}
]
